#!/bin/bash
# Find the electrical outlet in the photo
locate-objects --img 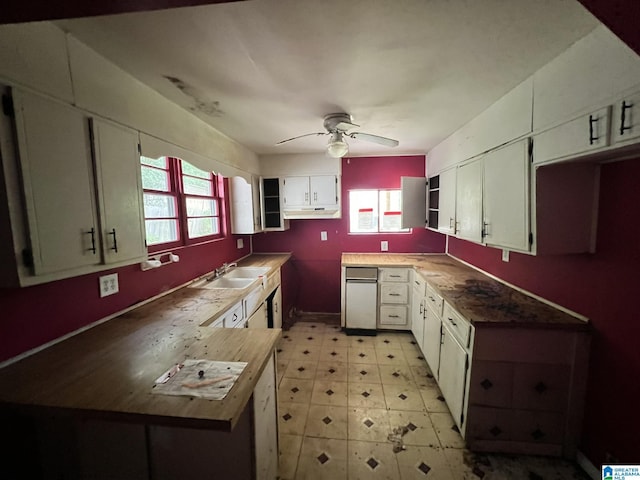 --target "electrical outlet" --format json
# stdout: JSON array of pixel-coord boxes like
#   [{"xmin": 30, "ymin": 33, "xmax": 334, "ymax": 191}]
[
  {"xmin": 502, "ymin": 249, "xmax": 510, "ymax": 262},
  {"xmin": 99, "ymin": 273, "xmax": 119, "ymax": 298},
  {"xmin": 237, "ymin": 238, "xmax": 244, "ymax": 249},
  {"xmin": 381, "ymin": 240, "xmax": 389, "ymax": 251},
  {"xmin": 320, "ymin": 231, "xmax": 327, "ymax": 241}
]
